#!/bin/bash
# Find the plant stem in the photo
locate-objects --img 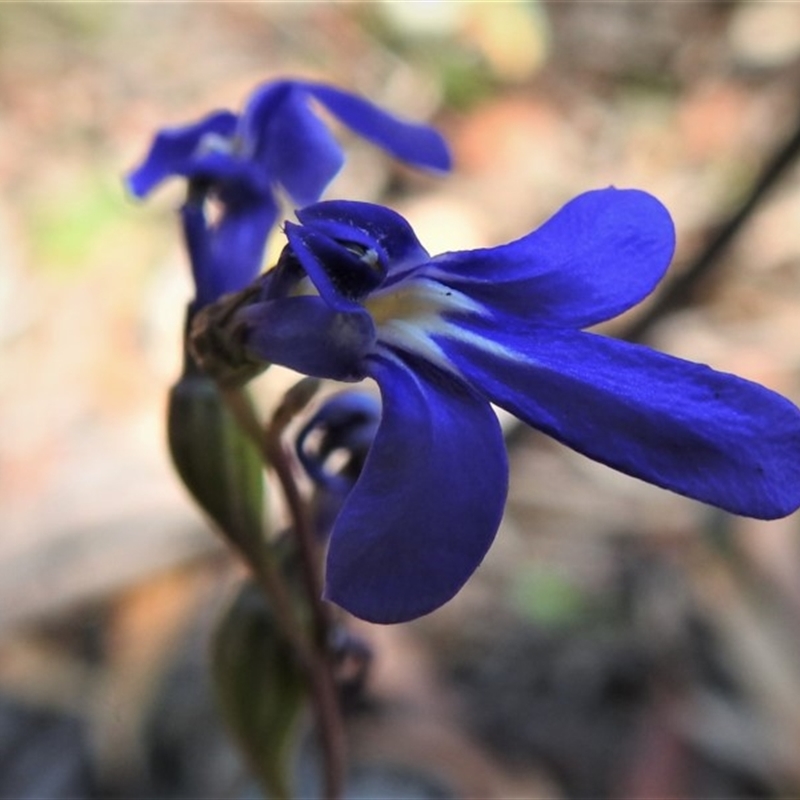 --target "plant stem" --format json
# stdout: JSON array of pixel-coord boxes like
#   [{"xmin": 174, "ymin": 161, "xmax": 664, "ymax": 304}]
[
  {"xmin": 265, "ymin": 379, "xmax": 330, "ymax": 644},
  {"xmin": 222, "ymin": 384, "xmax": 346, "ymax": 800}
]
